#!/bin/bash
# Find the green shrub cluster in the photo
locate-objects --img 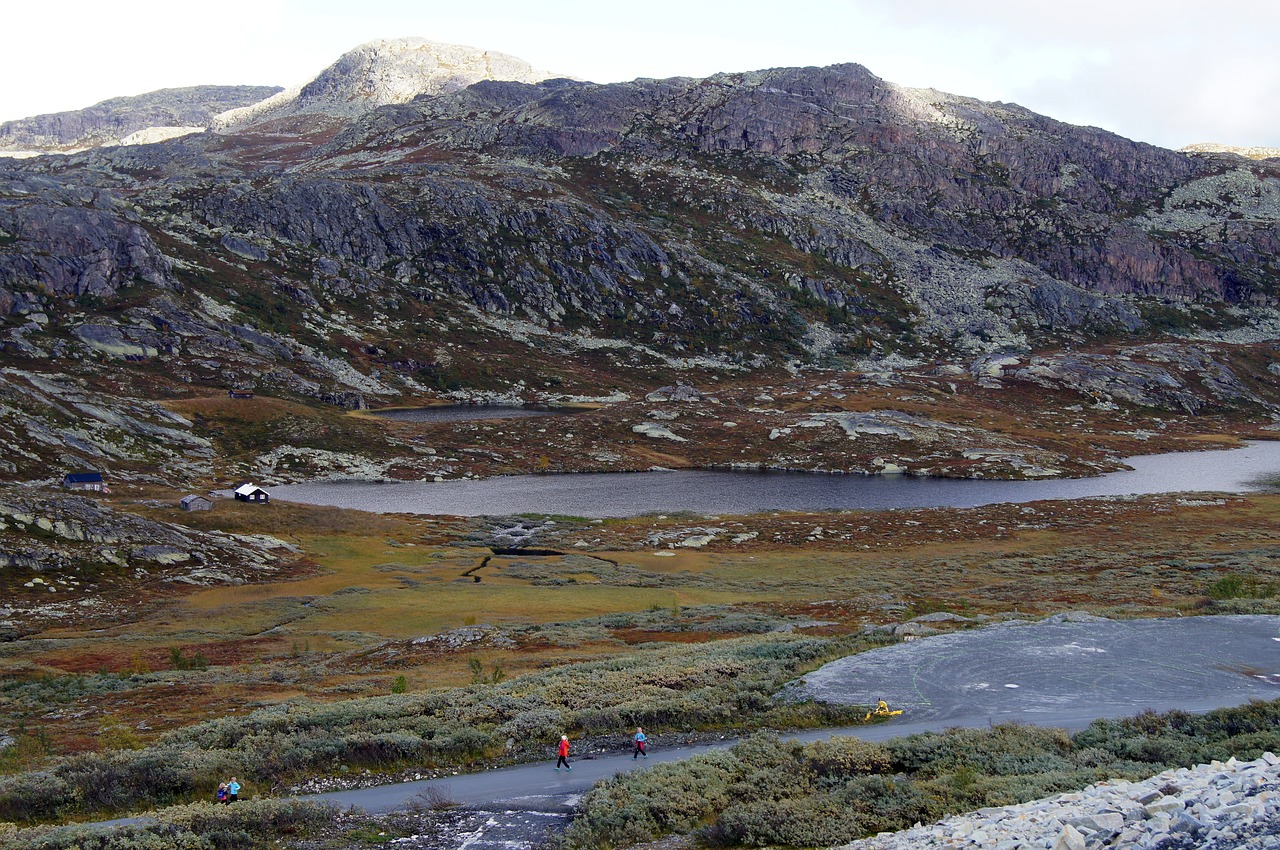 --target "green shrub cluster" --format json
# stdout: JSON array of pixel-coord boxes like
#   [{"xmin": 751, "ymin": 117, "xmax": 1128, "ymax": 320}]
[
  {"xmin": 1207, "ymin": 572, "xmax": 1277, "ymax": 600},
  {"xmin": 0, "ymin": 633, "xmax": 875, "ymax": 822},
  {"xmin": 0, "ymin": 798, "xmax": 335, "ymax": 850},
  {"xmin": 561, "ymin": 699, "xmax": 1280, "ymax": 849}
]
